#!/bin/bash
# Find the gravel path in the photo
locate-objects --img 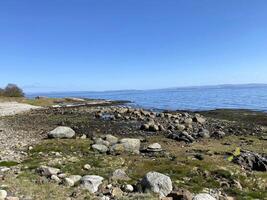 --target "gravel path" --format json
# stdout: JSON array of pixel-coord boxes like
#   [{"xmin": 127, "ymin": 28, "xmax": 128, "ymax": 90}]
[
  {"xmin": 0, "ymin": 102, "xmax": 41, "ymax": 116},
  {"xmin": 0, "ymin": 102, "xmax": 42, "ymax": 161}
]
